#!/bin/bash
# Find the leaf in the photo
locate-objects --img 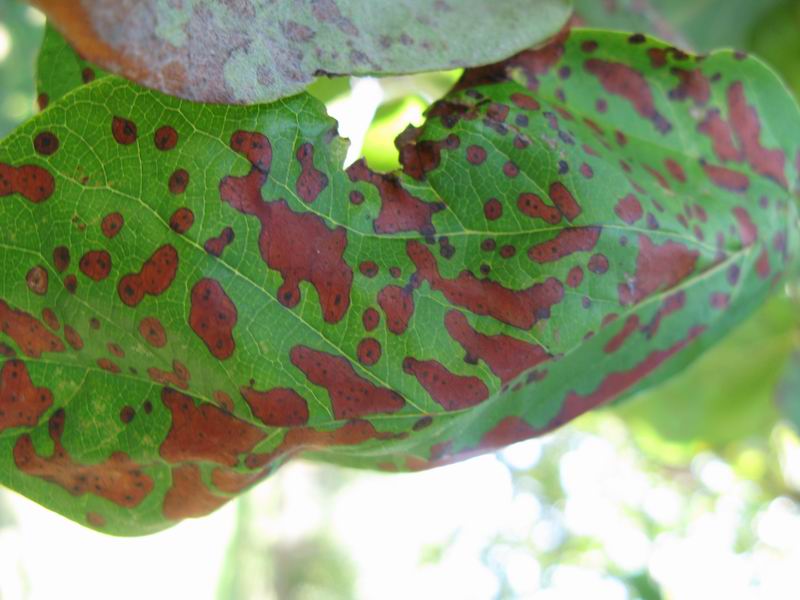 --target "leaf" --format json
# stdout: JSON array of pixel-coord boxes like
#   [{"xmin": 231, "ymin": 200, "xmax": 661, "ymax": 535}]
[
  {"xmin": 35, "ymin": 23, "xmax": 109, "ymax": 110},
  {"xmin": 576, "ymin": 0, "xmax": 789, "ymax": 54},
  {"xmin": 573, "ymin": 0, "xmax": 687, "ymax": 47},
  {"xmin": 648, "ymin": 0, "xmax": 787, "ymax": 52},
  {"xmin": 1, "ymin": 28, "xmax": 799, "ymax": 535},
  {"xmin": 620, "ymin": 294, "xmax": 800, "ymax": 457},
  {"xmin": 28, "ymin": 0, "xmax": 573, "ymax": 104}
]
